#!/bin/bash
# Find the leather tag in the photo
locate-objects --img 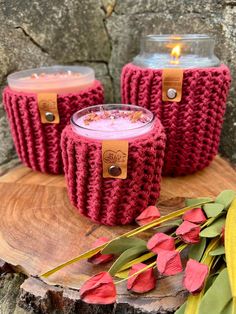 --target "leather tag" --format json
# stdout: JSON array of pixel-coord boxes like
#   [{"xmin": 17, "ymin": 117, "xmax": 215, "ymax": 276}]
[
  {"xmin": 162, "ymin": 68, "xmax": 183, "ymax": 102},
  {"xmin": 102, "ymin": 140, "xmax": 128, "ymax": 179},
  {"xmin": 37, "ymin": 93, "xmax": 59, "ymax": 124}
]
